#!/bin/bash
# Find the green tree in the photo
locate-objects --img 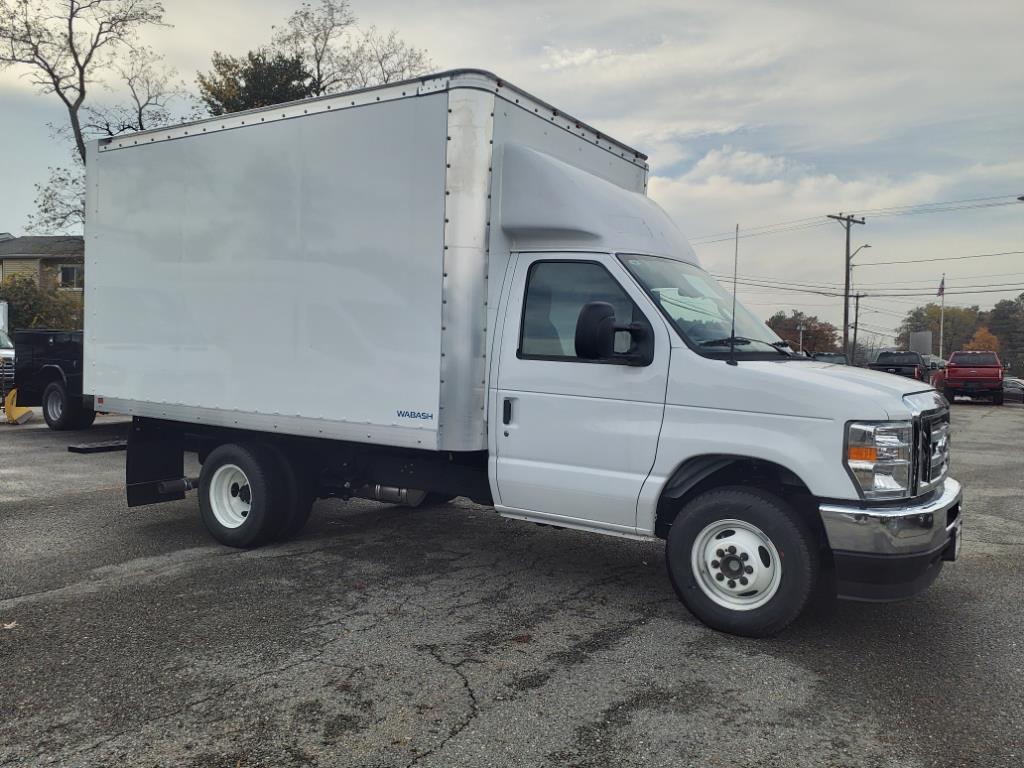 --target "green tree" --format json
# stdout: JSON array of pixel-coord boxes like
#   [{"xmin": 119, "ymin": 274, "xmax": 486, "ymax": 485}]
[
  {"xmin": 986, "ymin": 293, "xmax": 1024, "ymax": 374},
  {"xmin": 197, "ymin": 49, "xmax": 311, "ymax": 115},
  {"xmin": 766, "ymin": 310, "xmax": 839, "ymax": 353},
  {"xmin": 895, "ymin": 303, "xmax": 980, "ymax": 357},
  {"xmin": 0, "ymin": 275, "xmax": 82, "ymax": 330}
]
